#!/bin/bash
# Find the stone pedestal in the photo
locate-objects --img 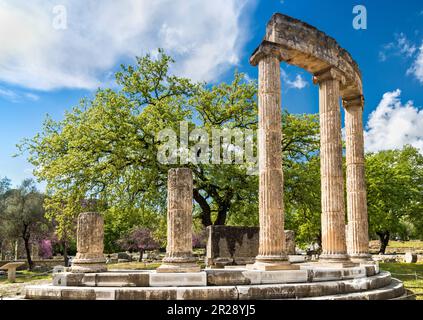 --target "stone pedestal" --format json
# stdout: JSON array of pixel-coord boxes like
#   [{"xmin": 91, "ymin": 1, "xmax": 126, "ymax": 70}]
[
  {"xmin": 157, "ymin": 168, "xmax": 200, "ymax": 273},
  {"xmin": 248, "ymin": 43, "xmax": 298, "ymax": 271},
  {"xmin": 344, "ymin": 96, "xmax": 372, "ymax": 262},
  {"xmin": 314, "ymin": 68, "xmax": 351, "ymax": 265},
  {"xmin": 71, "ymin": 212, "xmax": 107, "ymax": 273}
]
